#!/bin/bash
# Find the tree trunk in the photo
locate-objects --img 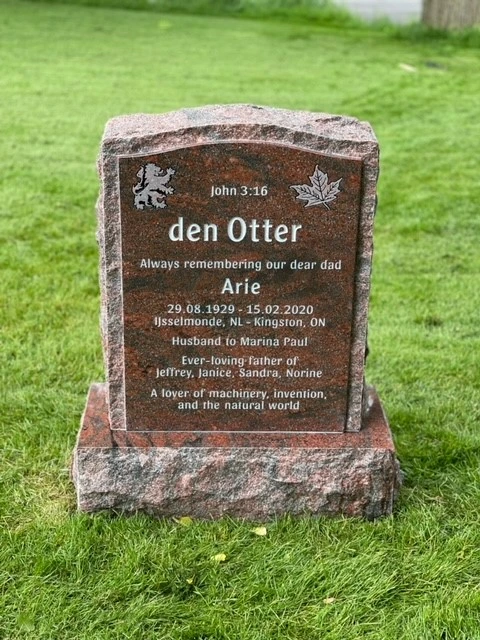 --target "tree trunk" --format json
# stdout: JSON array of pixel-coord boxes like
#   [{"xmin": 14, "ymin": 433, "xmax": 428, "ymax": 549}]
[{"xmin": 422, "ymin": 0, "xmax": 480, "ymax": 28}]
